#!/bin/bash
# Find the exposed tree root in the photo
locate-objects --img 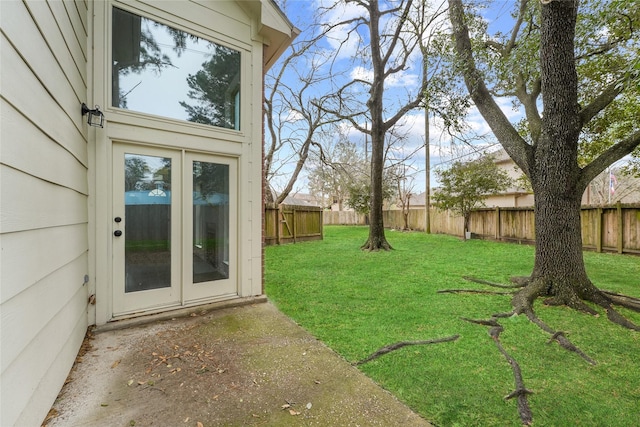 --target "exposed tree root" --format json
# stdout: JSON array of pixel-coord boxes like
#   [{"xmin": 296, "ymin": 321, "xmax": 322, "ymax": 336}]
[
  {"xmin": 604, "ymin": 306, "xmax": 640, "ymax": 331},
  {"xmin": 510, "ymin": 276, "xmax": 530, "ymax": 287},
  {"xmin": 353, "ymin": 335, "xmax": 460, "ymax": 366},
  {"xmin": 511, "ymin": 277, "xmax": 640, "ymax": 331},
  {"xmin": 463, "ymin": 276, "xmax": 526, "ymax": 289},
  {"xmin": 437, "ymin": 289, "xmax": 515, "ymax": 296},
  {"xmin": 462, "ymin": 315, "xmax": 533, "ymax": 426},
  {"xmin": 601, "ymin": 291, "xmax": 640, "ymax": 312},
  {"xmin": 438, "ymin": 274, "xmax": 640, "ymax": 425}
]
